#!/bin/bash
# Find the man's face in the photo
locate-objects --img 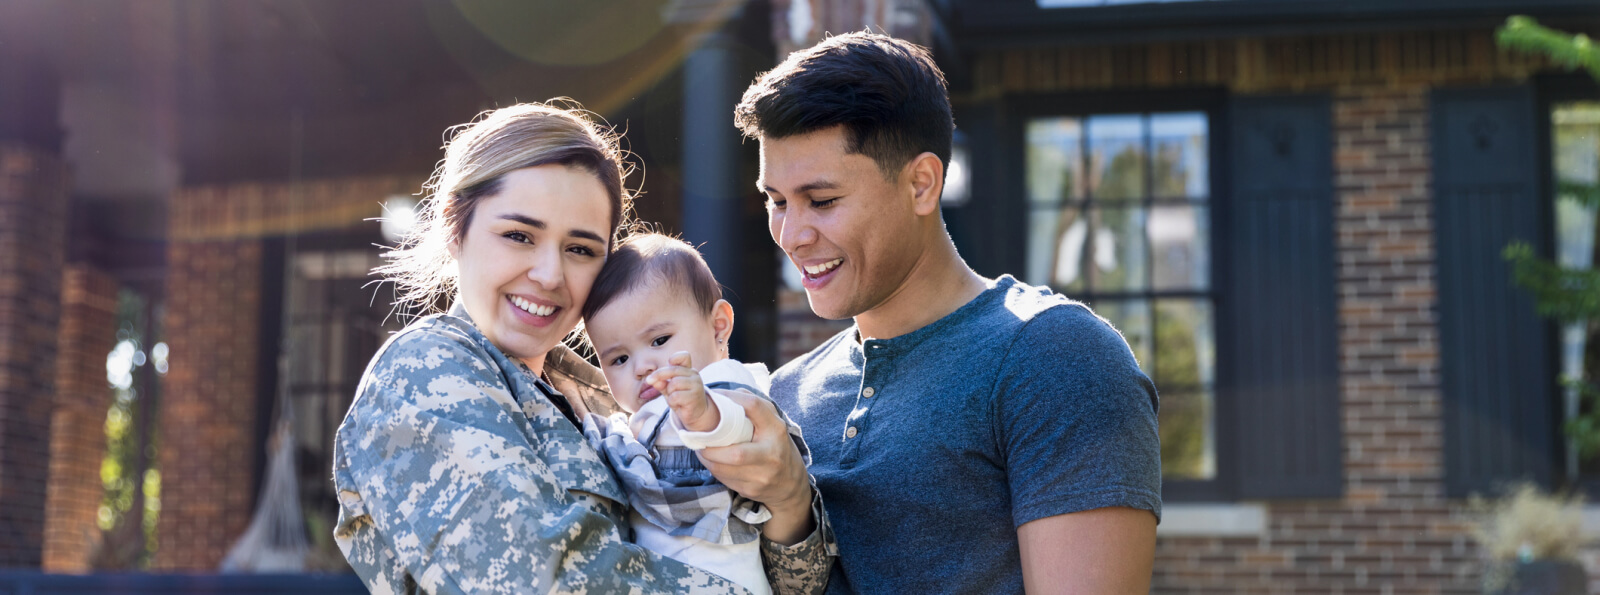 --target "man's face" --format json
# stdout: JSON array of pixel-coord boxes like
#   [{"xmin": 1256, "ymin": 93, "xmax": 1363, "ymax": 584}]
[{"xmin": 758, "ymin": 126, "xmax": 923, "ymax": 321}]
